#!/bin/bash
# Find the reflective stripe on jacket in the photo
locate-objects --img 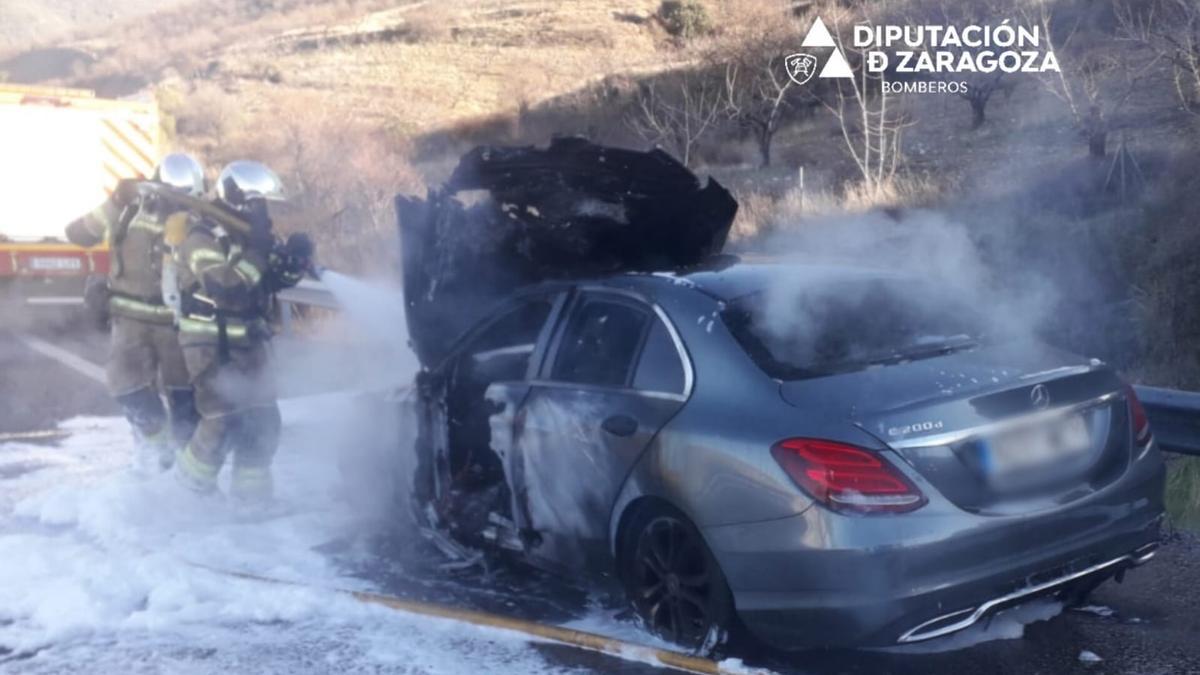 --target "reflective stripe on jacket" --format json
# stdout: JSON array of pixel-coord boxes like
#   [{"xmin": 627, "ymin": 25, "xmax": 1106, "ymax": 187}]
[
  {"xmin": 109, "ymin": 295, "xmax": 176, "ymax": 325},
  {"xmin": 176, "ymin": 316, "xmax": 268, "ymax": 343},
  {"xmin": 178, "ymin": 227, "xmax": 270, "ymax": 316}
]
